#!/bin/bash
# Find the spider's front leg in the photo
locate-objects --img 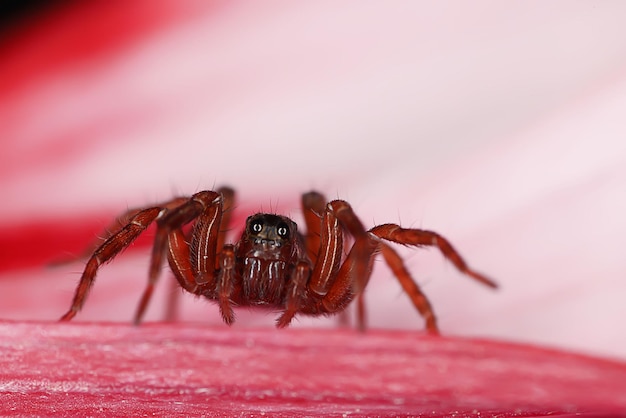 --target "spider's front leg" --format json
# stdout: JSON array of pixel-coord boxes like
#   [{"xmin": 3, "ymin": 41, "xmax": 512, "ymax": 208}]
[
  {"xmin": 306, "ymin": 201, "xmax": 445, "ymax": 334},
  {"xmin": 275, "ymin": 261, "xmax": 311, "ymax": 328},
  {"xmin": 163, "ymin": 187, "xmax": 235, "ymax": 321},
  {"xmin": 134, "ymin": 190, "xmax": 225, "ymax": 323},
  {"xmin": 156, "ymin": 188, "xmax": 241, "ymax": 325},
  {"xmin": 276, "ymin": 199, "xmax": 379, "ymax": 329},
  {"xmin": 311, "ymin": 200, "xmax": 379, "ymax": 310},
  {"xmin": 274, "ymin": 193, "xmax": 326, "ymax": 328}
]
